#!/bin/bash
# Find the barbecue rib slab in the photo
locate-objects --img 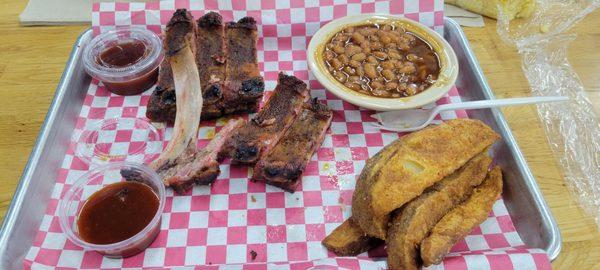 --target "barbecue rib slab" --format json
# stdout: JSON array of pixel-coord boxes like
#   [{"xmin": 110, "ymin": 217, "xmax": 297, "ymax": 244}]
[
  {"xmin": 252, "ymin": 98, "xmax": 332, "ymax": 192},
  {"xmin": 146, "ymin": 12, "xmax": 264, "ymax": 123},
  {"xmin": 224, "ymin": 73, "xmax": 310, "ymax": 164}
]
